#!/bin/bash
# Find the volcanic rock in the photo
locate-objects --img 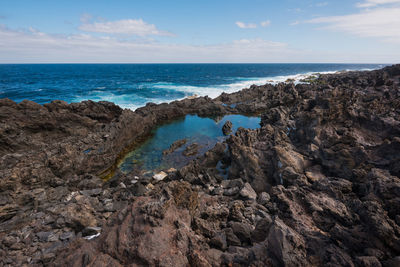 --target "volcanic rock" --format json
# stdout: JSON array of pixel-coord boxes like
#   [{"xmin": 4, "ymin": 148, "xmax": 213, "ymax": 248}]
[
  {"xmin": 1, "ymin": 65, "xmax": 400, "ymax": 266},
  {"xmin": 222, "ymin": 120, "xmax": 233, "ymax": 135}
]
